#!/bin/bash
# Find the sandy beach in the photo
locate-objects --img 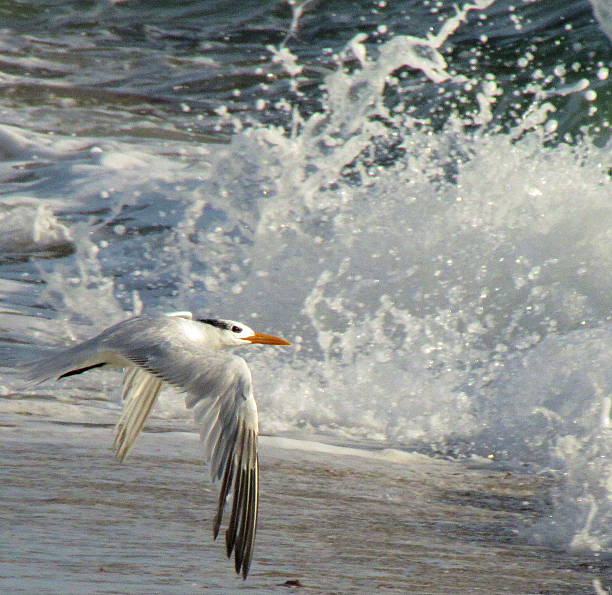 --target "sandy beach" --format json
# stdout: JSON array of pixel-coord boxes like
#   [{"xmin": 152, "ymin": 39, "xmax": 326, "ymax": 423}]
[{"xmin": 1, "ymin": 416, "xmax": 608, "ymax": 594}]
